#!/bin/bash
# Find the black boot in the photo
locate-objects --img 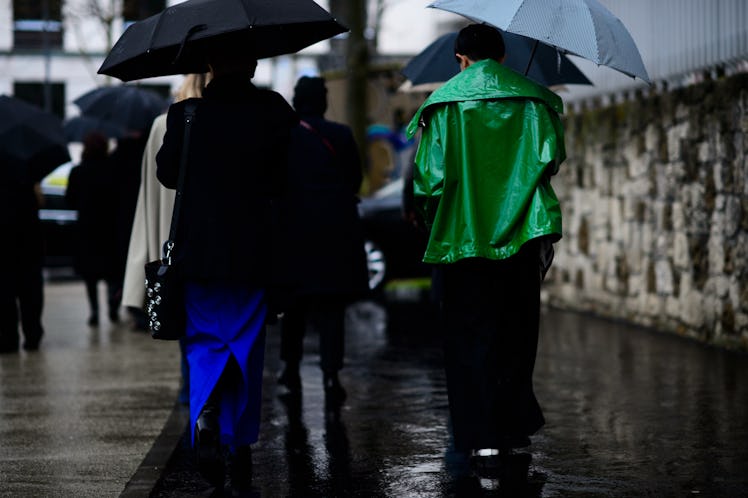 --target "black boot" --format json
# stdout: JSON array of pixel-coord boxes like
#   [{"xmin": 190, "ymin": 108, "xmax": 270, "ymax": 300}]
[
  {"xmin": 224, "ymin": 445, "xmax": 252, "ymax": 496},
  {"xmin": 194, "ymin": 402, "xmax": 223, "ymax": 487}
]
